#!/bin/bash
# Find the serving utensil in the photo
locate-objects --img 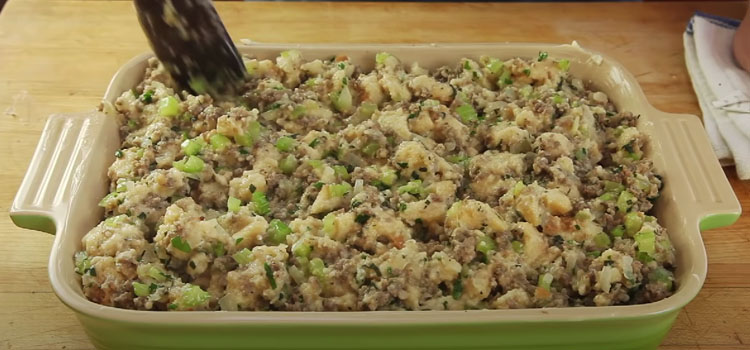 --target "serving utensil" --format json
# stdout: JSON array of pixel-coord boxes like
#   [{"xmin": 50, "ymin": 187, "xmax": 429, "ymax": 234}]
[{"xmin": 133, "ymin": 0, "xmax": 245, "ymax": 97}]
